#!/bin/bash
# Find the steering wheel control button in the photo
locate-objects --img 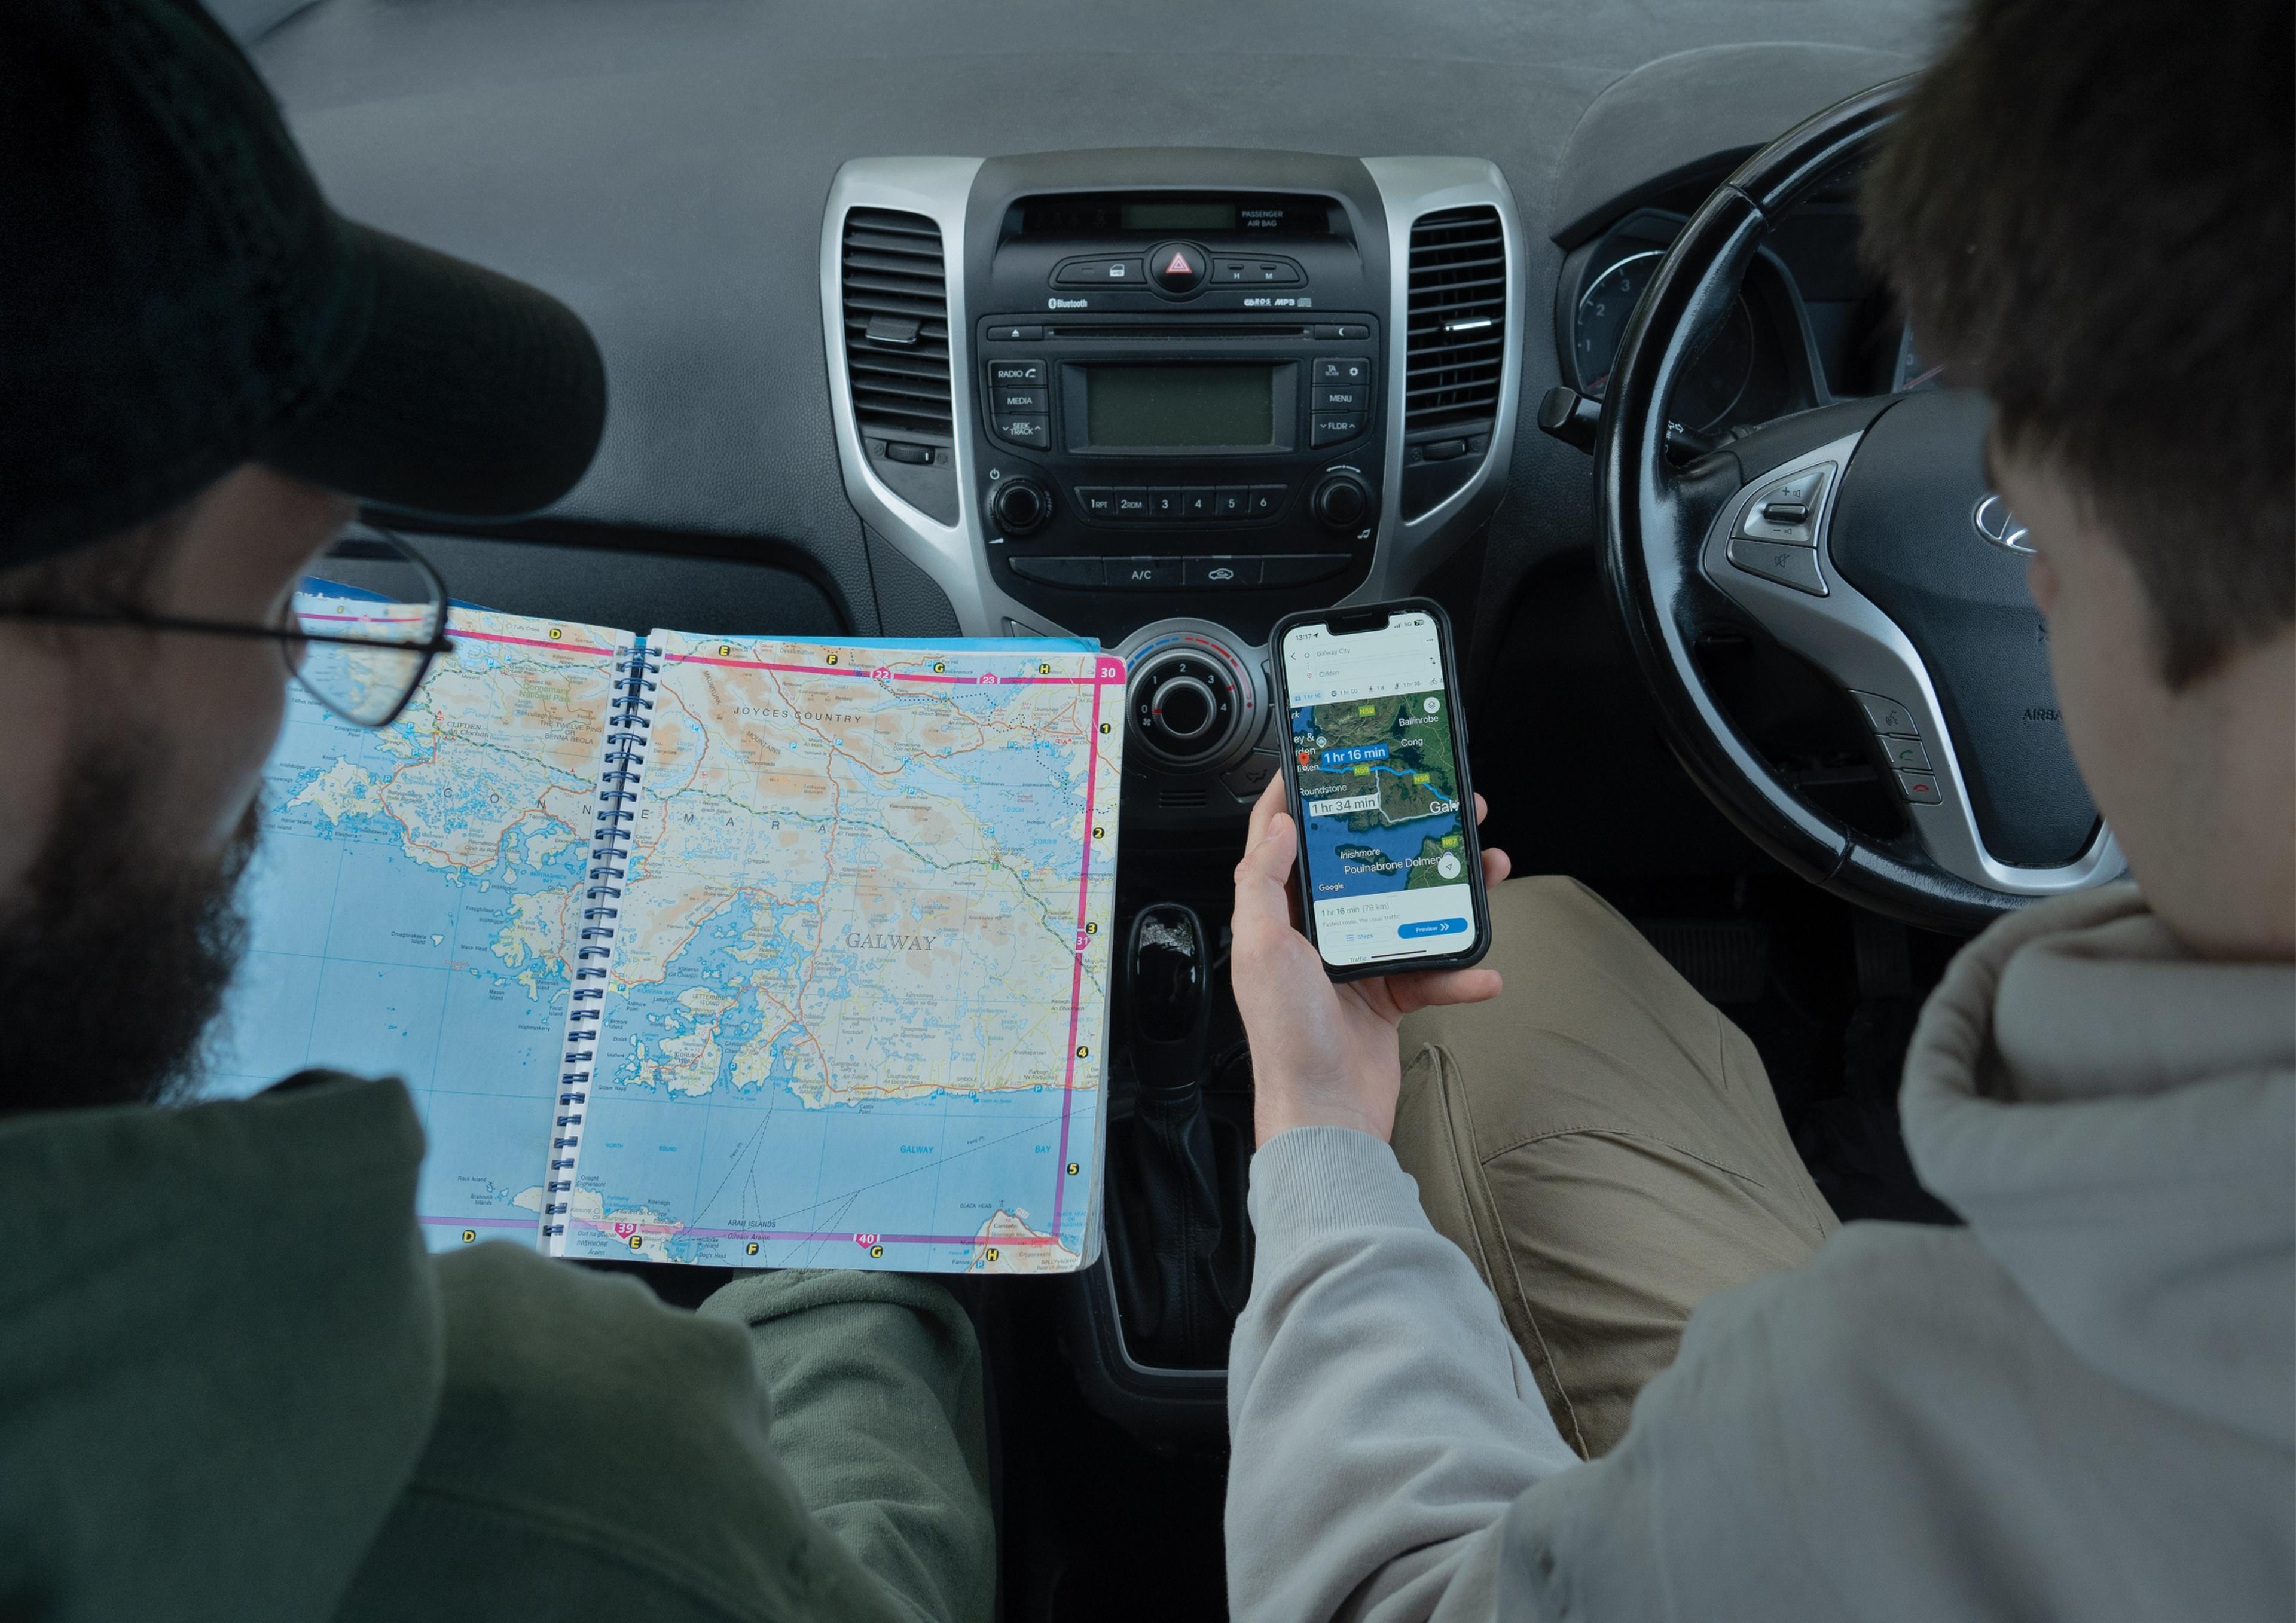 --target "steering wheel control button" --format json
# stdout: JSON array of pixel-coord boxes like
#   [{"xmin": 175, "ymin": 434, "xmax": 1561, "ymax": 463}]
[
  {"xmin": 1848, "ymin": 690, "xmax": 1922, "ymax": 737},
  {"xmin": 1314, "ymin": 357, "xmax": 1373, "ymax": 386},
  {"xmin": 1184, "ymin": 555, "xmax": 1261, "ymax": 587},
  {"xmin": 1727, "ymin": 535, "xmax": 1827, "ymax": 595},
  {"xmin": 1112, "ymin": 487, "xmax": 1149, "ymax": 521},
  {"xmin": 1053, "ymin": 256, "xmax": 1144, "ymax": 286},
  {"xmin": 1735, "ymin": 464, "xmax": 1834, "ymax": 544},
  {"xmin": 1895, "ymin": 769, "xmax": 1944, "ymax": 805},
  {"xmin": 1008, "ymin": 556, "xmax": 1101, "ymax": 588},
  {"xmin": 1147, "ymin": 242, "xmax": 1208, "ymax": 295},
  {"xmin": 993, "ymin": 415, "xmax": 1049, "ymax": 450},
  {"xmin": 1880, "ymin": 737, "xmax": 1933, "ymax": 772},
  {"xmin": 1112, "ymin": 557, "xmax": 1183, "ymax": 590},
  {"xmin": 987, "ymin": 358, "xmax": 1046, "ymax": 387}
]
